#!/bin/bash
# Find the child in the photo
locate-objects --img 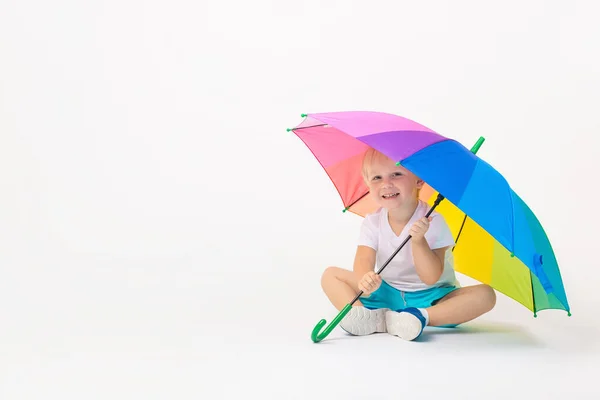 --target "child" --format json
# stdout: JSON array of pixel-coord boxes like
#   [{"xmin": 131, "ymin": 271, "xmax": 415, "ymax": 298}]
[{"xmin": 320, "ymin": 148, "xmax": 496, "ymax": 341}]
